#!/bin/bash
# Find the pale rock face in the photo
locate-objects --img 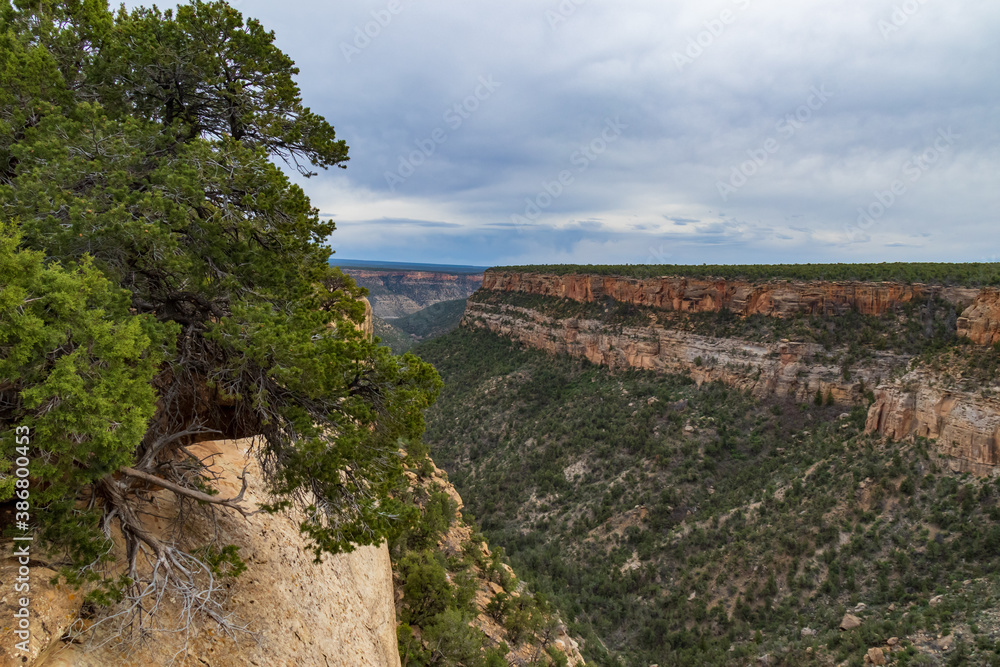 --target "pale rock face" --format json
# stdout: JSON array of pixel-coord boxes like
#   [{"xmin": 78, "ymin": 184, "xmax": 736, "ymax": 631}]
[
  {"xmin": 22, "ymin": 439, "xmax": 401, "ymax": 667},
  {"xmin": 360, "ymin": 296, "xmax": 375, "ymax": 340},
  {"xmin": 482, "ymin": 272, "xmax": 981, "ymax": 317},
  {"xmin": 0, "ymin": 565, "xmax": 83, "ymax": 667},
  {"xmin": 840, "ymin": 613, "xmax": 862, "ymax": 631},
  {"xmin": 464, "ymin": 301, "xmax": 905, "ymax": 406},
  {"xmin": 865, "ymin": 371, "xmax": 1000, "ymax": 474},
  {"xmin": 957, "ymin": 288, "xmax": 1000, "ymax": 345}
]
